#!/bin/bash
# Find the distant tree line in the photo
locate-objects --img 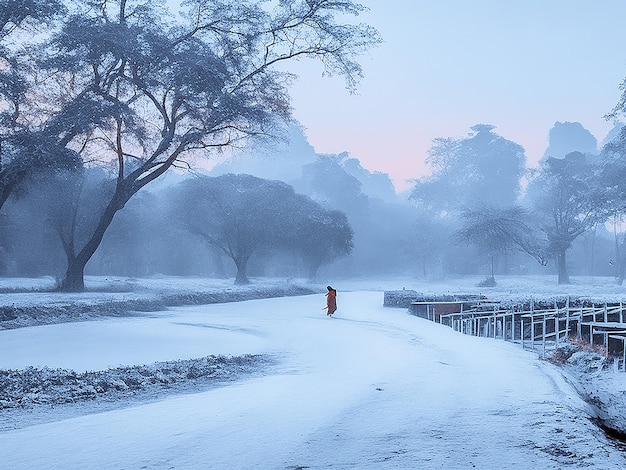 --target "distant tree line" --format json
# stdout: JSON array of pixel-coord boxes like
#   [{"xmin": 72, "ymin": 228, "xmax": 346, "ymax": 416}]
[
  {"xmin": 3, "ymin": 118, "xmax": 624, "ymax": 288},
  {"xmin": 410, "ymin": 122, "xmax": 626, "ymax": 285}
]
